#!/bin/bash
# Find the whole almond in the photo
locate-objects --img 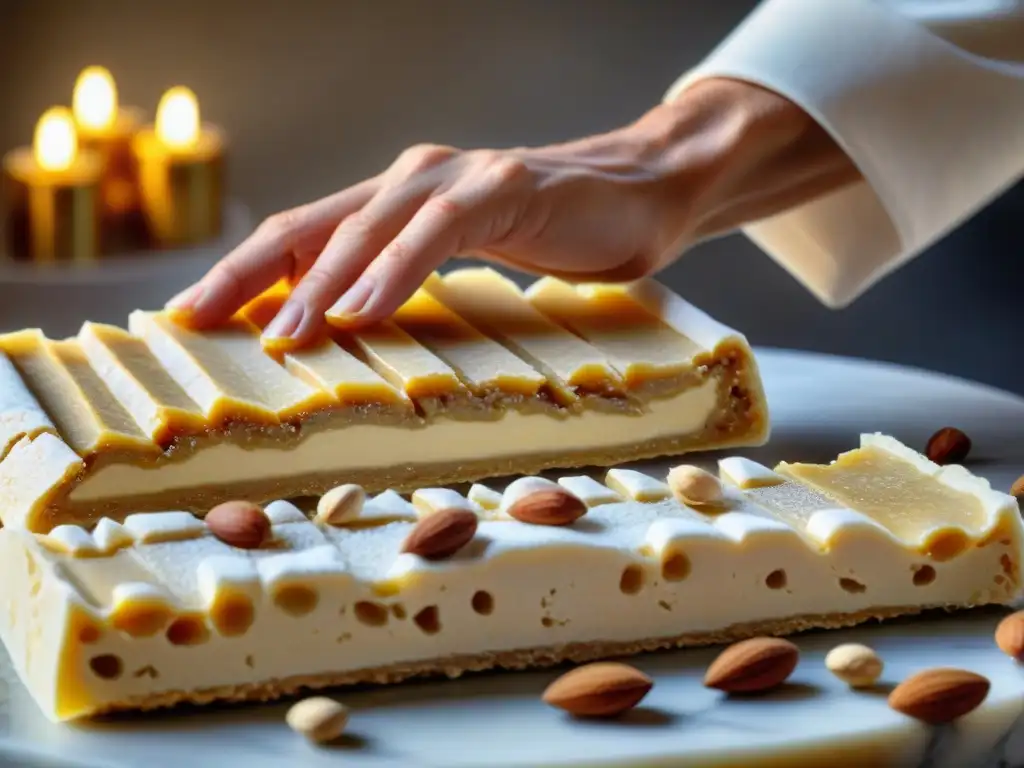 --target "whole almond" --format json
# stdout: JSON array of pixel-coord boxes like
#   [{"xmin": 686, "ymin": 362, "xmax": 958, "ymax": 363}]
[
  {"xmin": 206, "ymin": 500, "xmax": 271, "ymax": 549},
  {"xmin": 1010, "ymin": 476, "xmax": 1024, "ymax": 508},
  {"xmin": 667, "ymin": 465, "xmax": 724, "ymax": 506},
  {"xmin": 995, "ymin": 611, "xmax": 1024, "ymax": 661},
  {"xmin": 926, "ymin": 427, "xmax": 971, "ymax": 465},
  {"xmin": 542, "ymin": 662, "xmax": 653, "ymax": 717},
  {"xmin": 704, "ymin": 637, "xmax": 799, "ymax": 693},
  {"xmin": 507, "ymin": 489, "xmax": 586, "ymax": 526},
  {"xmin": 315, "ymin": 483, "xmax": 365, "ymax": 526},
  {"xmin": 401, "ymin": 508, "xmax": 477, "ymax": 560},
  {"xmin": 824, "ymin": 643, "xmax": 883, "ymax": 688},
  {"xmin": 888, "ymin": 668, "xmax": 989, "ymax": 724},
  {"xmin": 286, "ymin": 696, "xmax": 349, "ymax": 743}
]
